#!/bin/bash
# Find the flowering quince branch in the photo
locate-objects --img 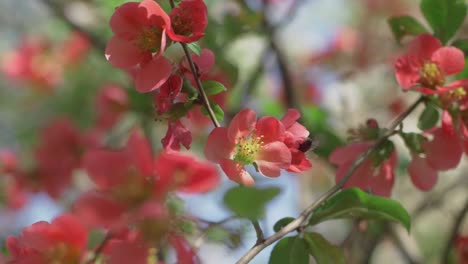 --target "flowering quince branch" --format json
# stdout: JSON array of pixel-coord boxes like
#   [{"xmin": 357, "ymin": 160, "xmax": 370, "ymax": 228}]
[
  {"xmin": 168, "ymin": 0, "xmax": 220, "ymax": 128},
  {"xmin": 86, "ymin": 232, "xmax": 113, "ymax": 264},
  {"xmin": 235, "ymin": 96, "xmax": 425, "ymax": 264},
  {"xmin": 442, "ymin": 197, "xmax": 468, "ymax": 263}
]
